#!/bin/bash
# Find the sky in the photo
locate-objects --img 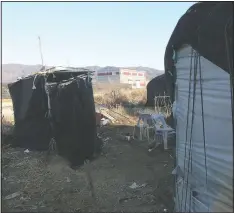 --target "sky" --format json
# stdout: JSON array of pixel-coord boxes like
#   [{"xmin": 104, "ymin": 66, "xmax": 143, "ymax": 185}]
[{"xmin": 2, "ymin": 2, "xmax": 195, "ymax": 70}]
